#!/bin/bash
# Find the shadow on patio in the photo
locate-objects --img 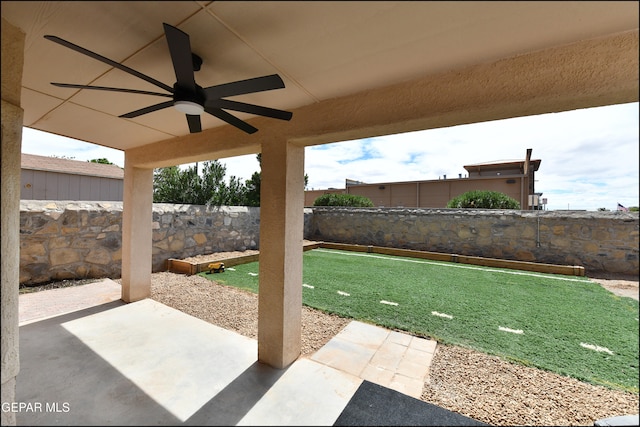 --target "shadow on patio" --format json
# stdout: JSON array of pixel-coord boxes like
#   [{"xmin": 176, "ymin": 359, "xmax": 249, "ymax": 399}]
[{"xmin": 15, "ymin": 281, "xmax": 487, "ymax": 426}]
